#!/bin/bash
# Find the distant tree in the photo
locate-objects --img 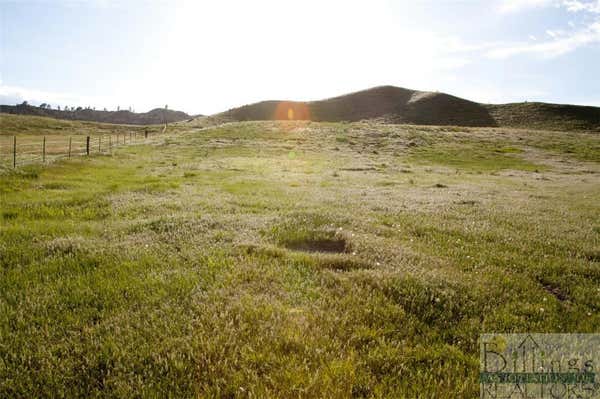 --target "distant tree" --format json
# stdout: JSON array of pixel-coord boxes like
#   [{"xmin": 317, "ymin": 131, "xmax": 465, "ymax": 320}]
[
  {"xmin": 128, "ymin": 106, "xmax": 132, "ymax": 112},
  {"xmin": 57, "ymin": 105, "xmax": 61, "ymax": 111},
  {"xmin": 20, "ymin": 101, "xmax": 28, "ymax": 106},
  {"xmin": 40, "ymin": 103, "xmax": 47, "ymax": 109},
  {"xmin": 93, "ymin": 107, "xmax": 96, "ymax": 111},
  {"xmin": 103, "ymin": 107, "xmax": 107, "ymax": 112},
  {"xmin": 76, "ymin": 106, "xmax": 83, "ymax": 111},
  {"xmin": 117, "ymin": 106, "xmax": 120, "ymax": 111}
]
